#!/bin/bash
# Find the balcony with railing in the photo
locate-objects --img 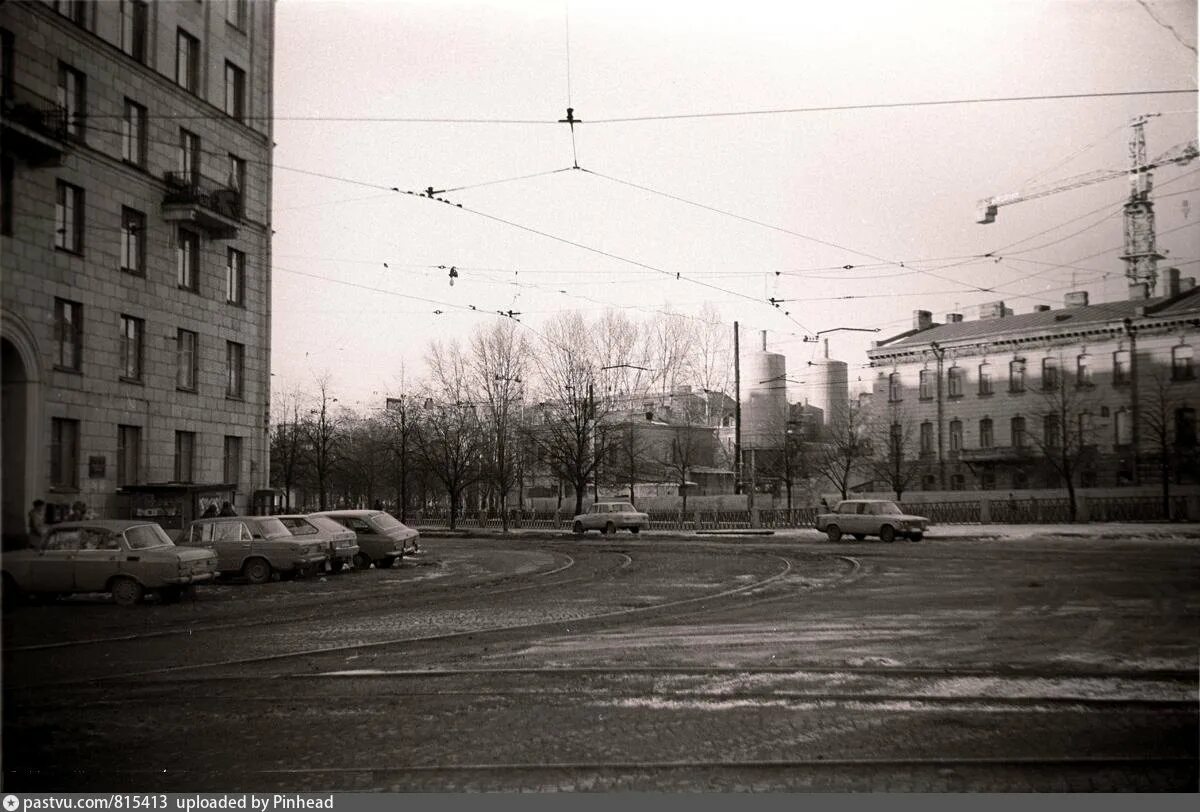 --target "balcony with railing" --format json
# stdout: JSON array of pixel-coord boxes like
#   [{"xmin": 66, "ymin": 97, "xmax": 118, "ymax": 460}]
[
  {"xmin": 959, "ymin": 445, "xmax": 1033, "ymax": 463},
  {"xmin": 161, "ymin": 172, "xmax": 242, "ymax": 238},
  {"xmin": 1, "ymin": 84, "xmax": 71, "ymax": 166}
]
